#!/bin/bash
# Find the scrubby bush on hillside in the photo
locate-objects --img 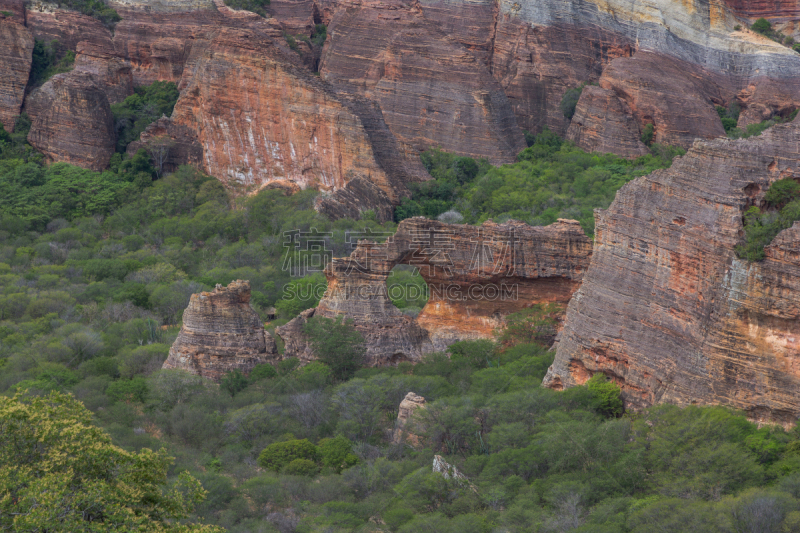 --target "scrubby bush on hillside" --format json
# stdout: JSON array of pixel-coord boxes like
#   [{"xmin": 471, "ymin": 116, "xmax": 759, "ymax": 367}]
[
  {"xmin": 111, "ymin": 81, "xmax": 181, "ymax": 153},
  {"xmin": 224, "ymin": 0, "xmax": 269, "ymax": 16},
  {"xmin": 28, "ymin": 39, "xmax": 75, "ymax": 88},
  {"xmin": 560, "ymin": 83, "xmax": 586, "ymax": 119}
]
